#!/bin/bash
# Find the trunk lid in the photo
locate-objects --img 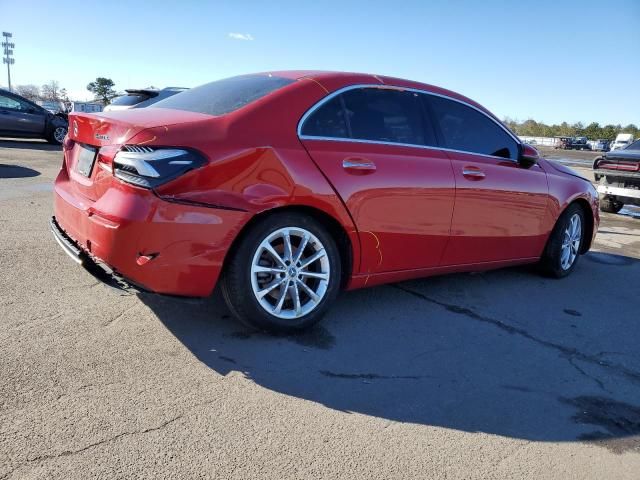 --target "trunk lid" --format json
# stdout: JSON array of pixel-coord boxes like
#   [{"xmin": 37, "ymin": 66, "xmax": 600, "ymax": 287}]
[
  {"xmin": 65, "ymin": 109, "xmax": 214, "ymax": 201},
  {"xmin": 597, "ymin": 150, "xmax": 640, "ymax": 173}
]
